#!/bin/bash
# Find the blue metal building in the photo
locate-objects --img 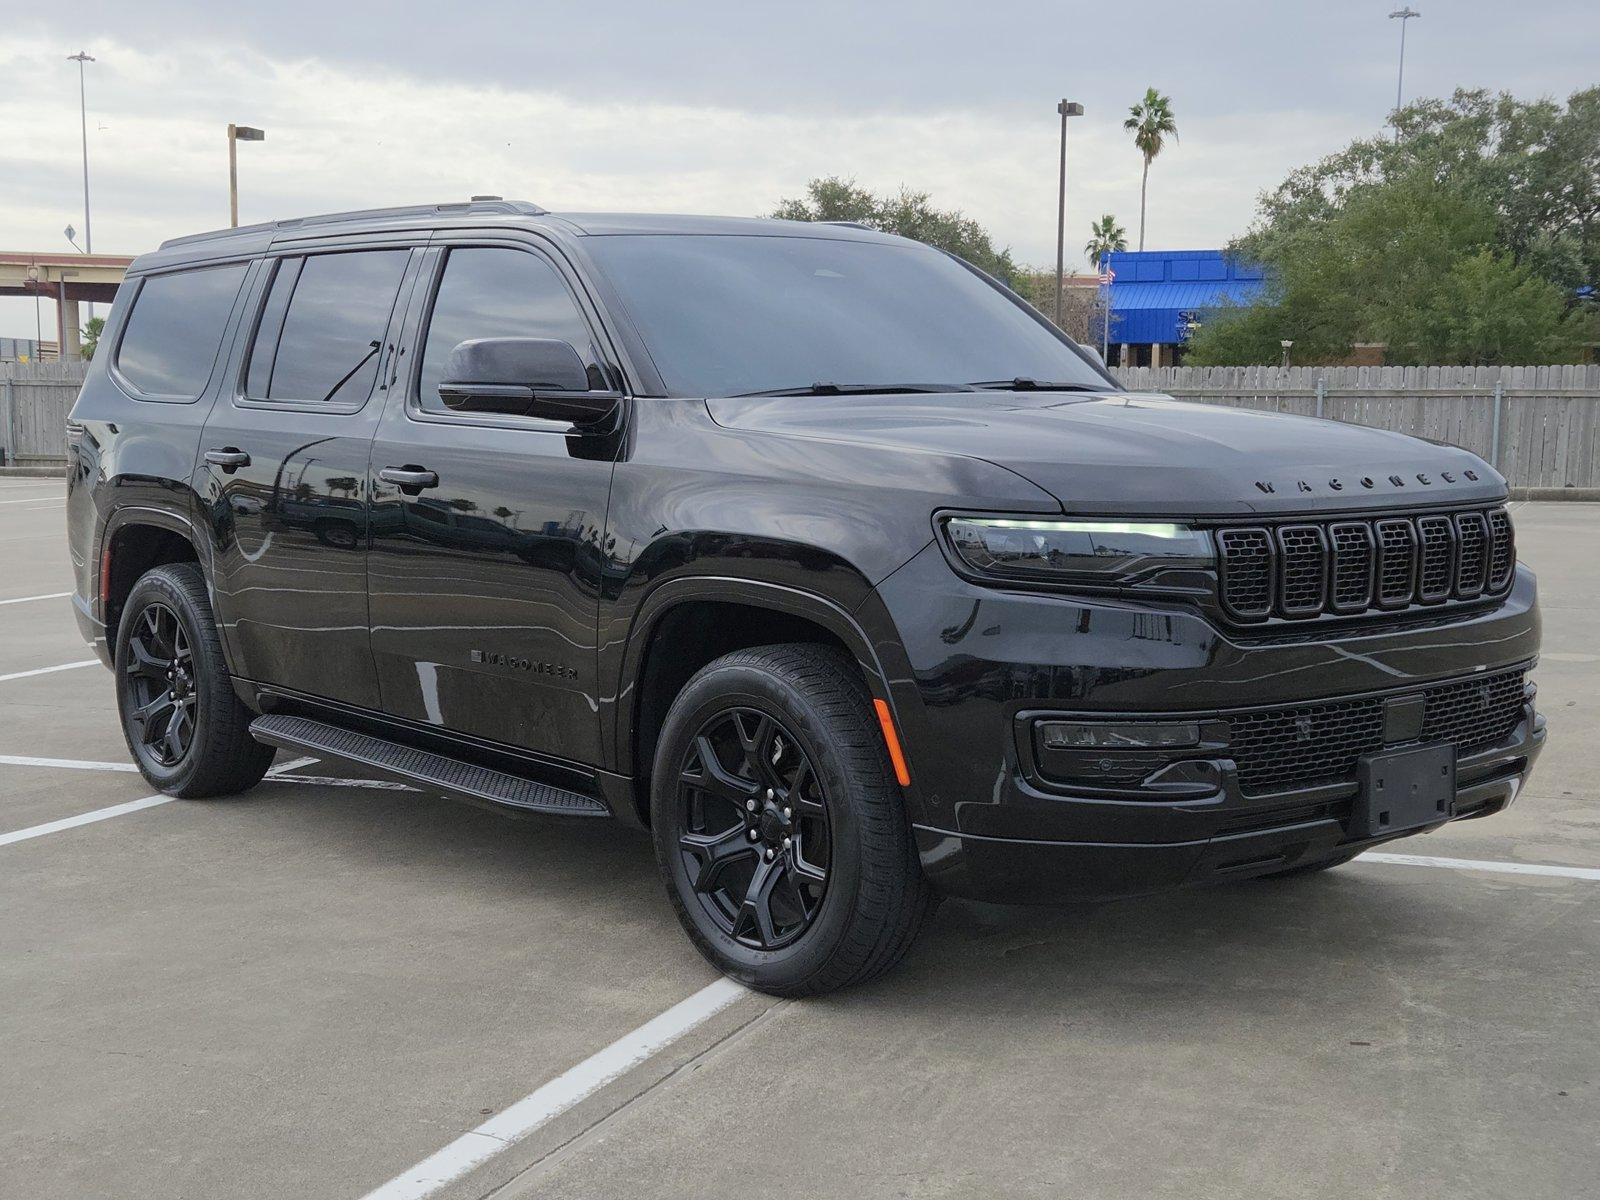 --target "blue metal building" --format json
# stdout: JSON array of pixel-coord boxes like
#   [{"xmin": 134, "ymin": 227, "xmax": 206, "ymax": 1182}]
[{"xmin": 1104, "ymin": 249, "xmax": 1265, "ymax": 363}]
